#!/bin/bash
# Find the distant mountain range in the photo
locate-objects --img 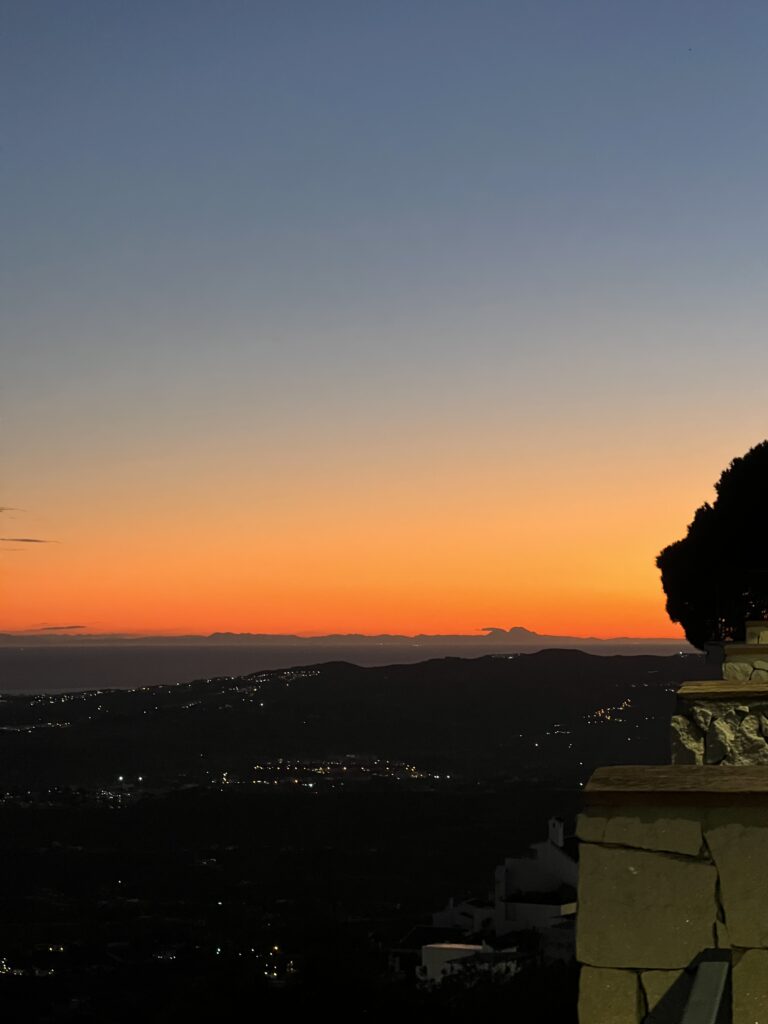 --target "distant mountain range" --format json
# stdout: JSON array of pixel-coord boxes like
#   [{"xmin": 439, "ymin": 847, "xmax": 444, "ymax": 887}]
[{"xmin": 0, "ymin": 625, "xmax": 691, "ymax": 648}]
